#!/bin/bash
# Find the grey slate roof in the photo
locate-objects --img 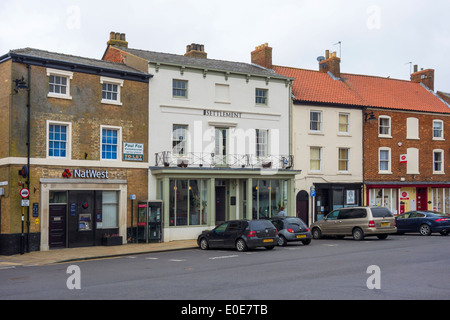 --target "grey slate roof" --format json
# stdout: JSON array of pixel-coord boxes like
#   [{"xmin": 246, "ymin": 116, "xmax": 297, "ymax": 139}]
[
  {"xmin": 7, "ymin": 47, "xmax": 149, "ymax": 77},
  {"xmin": 121, "ymin": 47, "xmax": 290, "ymax": 80}
]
